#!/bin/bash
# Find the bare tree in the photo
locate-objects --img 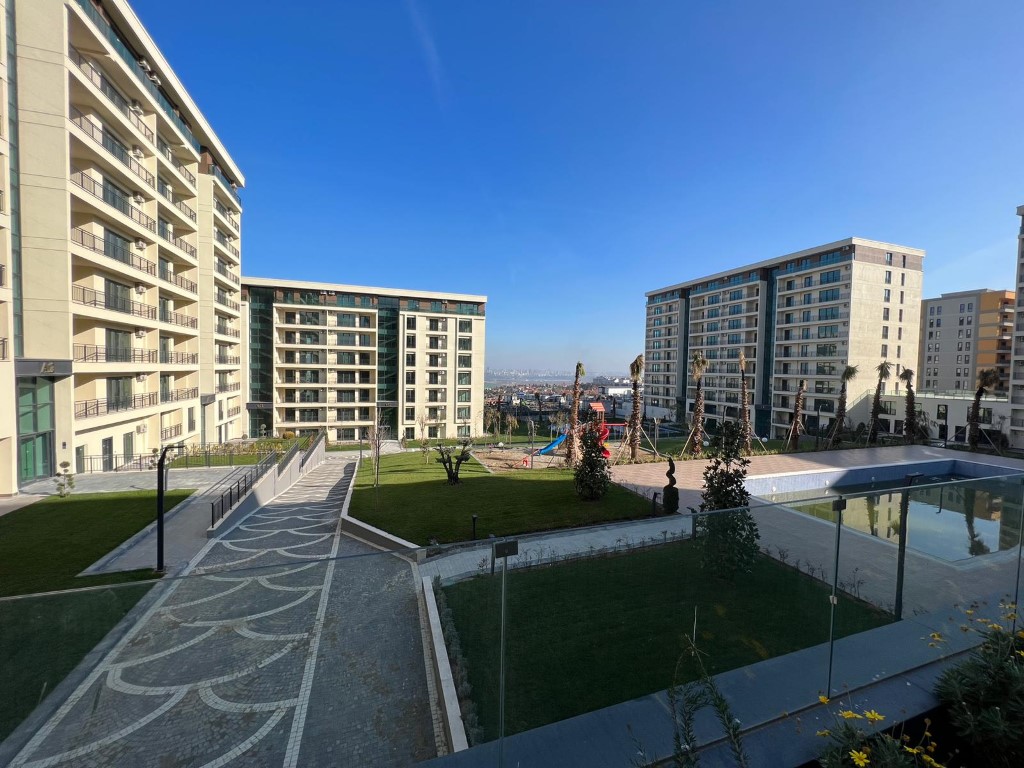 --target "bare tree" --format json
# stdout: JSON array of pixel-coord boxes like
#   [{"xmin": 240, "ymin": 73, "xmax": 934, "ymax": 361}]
[
  {"xmin": 369, "ymin": 408, "xmax": 390, "ymax": 487},
  {"xmin": 437, "ymin": 440, "xmax": 472, "ymax": 485},
  {"xmin": 417, "ymin": 413, "xmax": 431, "ymax": 464}
]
